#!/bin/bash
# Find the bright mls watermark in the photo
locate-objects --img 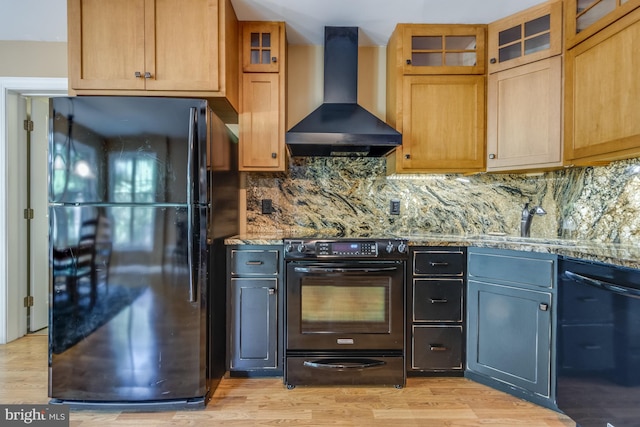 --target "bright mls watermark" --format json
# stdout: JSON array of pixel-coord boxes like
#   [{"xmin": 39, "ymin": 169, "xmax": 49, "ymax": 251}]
[{"xmin": 0, "ymin": 405, "xmax": 68, "ymax": 426}]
